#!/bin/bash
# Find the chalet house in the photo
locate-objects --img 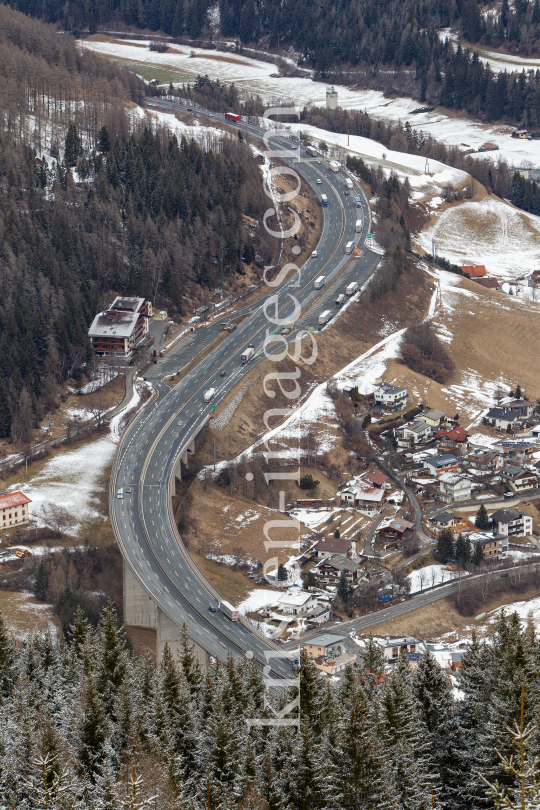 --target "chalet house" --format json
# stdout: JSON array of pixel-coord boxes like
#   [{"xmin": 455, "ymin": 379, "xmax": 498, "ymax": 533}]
[
  {"xmin": 378, "ymin": 518, "xmax": 414, "ymax": 543},
  {"xmin": 419, "ymin": 408, "xmax": 446, "ymax": 428},
  {"xmin": 485, "ymin": 408, "xmax": 521, "ymax": 431},
  {"xmin": 501, "ymin": 465, "xmax": 538, "ymax": 493},
  {"xmin": 313, "ymin": 536, "xmax": 358, "ymax": 559},
  {"xmin": 439, "ymin": 473, "xmax": 472, "ymax": 503},
  {"xmin": 383, "ymin": 637, "xmax": 426, "ymax": 665},
  {"xmin": 490, "ymin": 508, "xmax": 533, "ymax": 538},
  {"xmin": 372, "ymin": 380, "xmax": 408, "ymax": 412},
  {"xmin": 395, "ymin": 419, "xmax": 432, "ymax": 447},
  {"xmin": 0, "ymin": 492, "xmax": 32, "ymax": 528},
  {"xmin": 276, "ymin": 590, "xmax": 319, "ymax": 616},
  {"xmin": 450, "ymin": 652, "xmax": 464, "ymax": 672},
  {"xmin": 363, "ymin": 471, "xmax": 388, "ymax": 489},
  {"xmin": 469, "ymin": 531, "xmax": 509, "ymax": 560},
  {"xmin": 88, "ymin": 296, "xmax": 152, "ymax": 358},
  {"xmin": 530, "ymin": 270, "xmax": 540, "ymax": 286},
  {"xmin": 340, "ymin": 484, "xmax": 386, "ymax": 514},
  {"xmin": 473, "ymin": 277, "xmax": 501, "ymax": 292},
  {"xmin": 495, "ymin": 439, "xmax": 537, "ymax": 458},
  {"xmin": 315, "ymin": 555, "xmax": 363, "ymax": 584},
  {"xmin": 459, "ymin": 265, "xmax": 487, "ymax": 277},
  {"xmin": 305, "ymin": 634, "xmax": 357, "ymax": 674},
  {"xmin": 424, "ymin": 454, "xmax": 461, "ymax": 477},
  {"xmin": 436, "ymin": 427, "xmax": 469, "ymax": 448}
]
